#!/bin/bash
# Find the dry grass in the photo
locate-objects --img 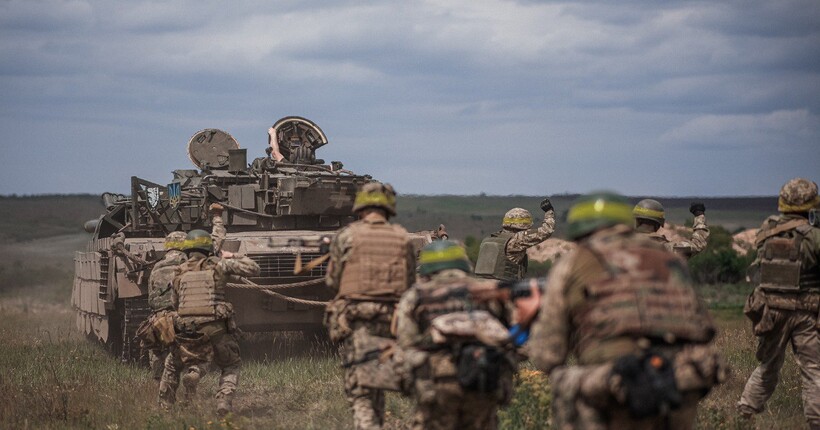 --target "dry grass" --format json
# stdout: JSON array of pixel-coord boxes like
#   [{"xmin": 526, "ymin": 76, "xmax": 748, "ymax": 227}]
[{"xmin": 0, "ymin": 294, "xmax": 810, "ymax": 430}]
